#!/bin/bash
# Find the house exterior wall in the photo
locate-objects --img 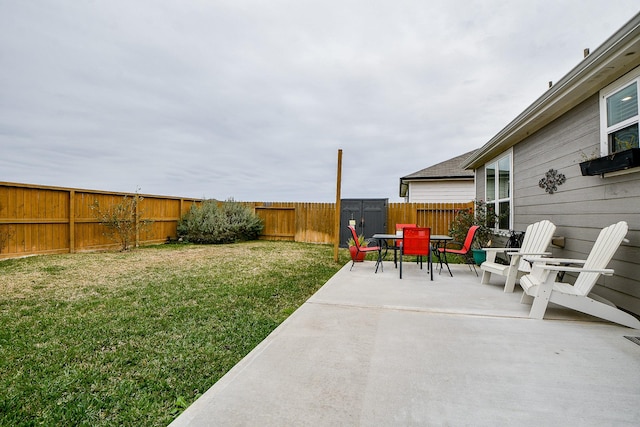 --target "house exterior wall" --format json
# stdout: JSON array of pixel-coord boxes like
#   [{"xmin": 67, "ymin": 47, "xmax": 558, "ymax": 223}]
[
  {"xmin": 408, "ymin": 180, "xmax": 475, "ymax": 203},
  {"xmin": 475, "ymin": 167, "xmax": 485, "ymax": 203},
  {"xmin": 475, "ymin": 93, "xmax": 640, "ymax": 316}
]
